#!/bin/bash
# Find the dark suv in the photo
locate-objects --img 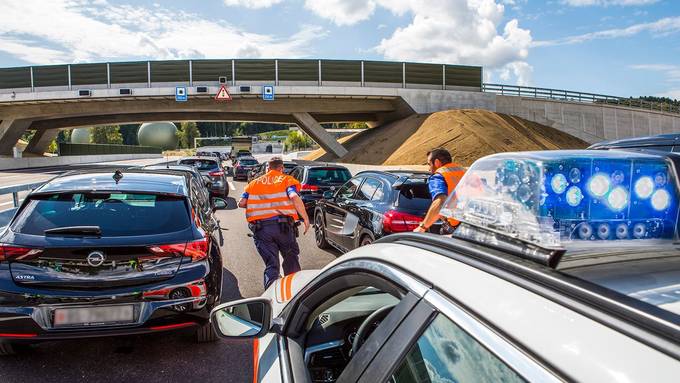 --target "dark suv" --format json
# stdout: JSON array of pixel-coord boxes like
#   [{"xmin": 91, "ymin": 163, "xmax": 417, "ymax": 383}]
[
  {"xmin": 233, "ymin": 156, "xmax": 259, "ymax": 181},
  {"xmin": 314, "ymin": 170, "xmax": 440, "ymax": 252},
  {"xmin": 0, "ymin": 169, "xmax": 225, "ymax": 355},
  {"xmin": 177, "ymin": 157, "xmax": 229, "ymax": 197},
  {"xmin": 289, "ymin": 165, "xmax": 352, "ymax": 215},
  {"xmin": 589, "ymin": 133, "xmax": 680, "ymax": 153}
]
